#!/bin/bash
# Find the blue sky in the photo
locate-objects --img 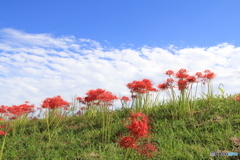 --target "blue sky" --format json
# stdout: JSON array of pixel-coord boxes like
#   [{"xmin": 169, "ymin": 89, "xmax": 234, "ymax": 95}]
[
  {"xmin": 0, "ymin": 1, "xmax": 240, "ymax": 111},
  {"xmin": 1, "ymin": 0, "xmax": 240, "ymax": 48}
]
